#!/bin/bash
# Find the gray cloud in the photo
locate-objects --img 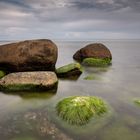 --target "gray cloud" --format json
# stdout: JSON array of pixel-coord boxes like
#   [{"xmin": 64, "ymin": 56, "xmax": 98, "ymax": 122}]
[{"xmin": 0, "ymin": 0, "xmax": 140, "ymax": 40}]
